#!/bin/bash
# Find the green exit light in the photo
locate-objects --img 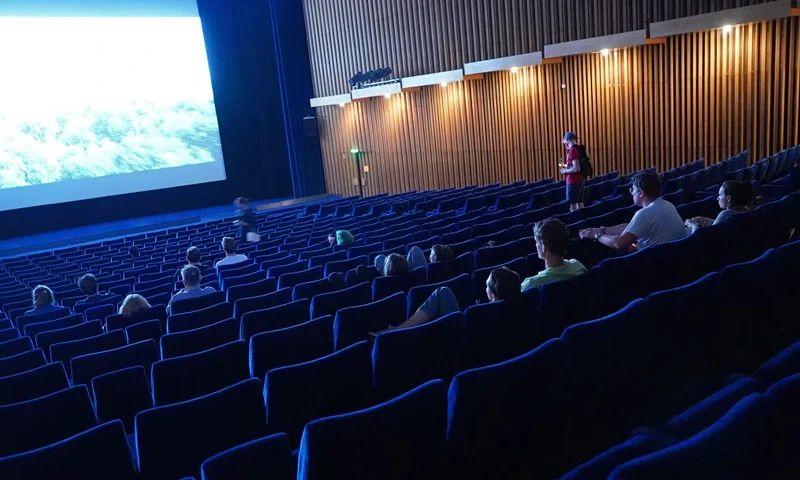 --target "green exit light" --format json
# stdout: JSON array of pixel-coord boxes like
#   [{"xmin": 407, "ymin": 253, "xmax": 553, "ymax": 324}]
[{"xmin": 350, "ymin": 148, "xmax": 360, "ymax": 154}]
